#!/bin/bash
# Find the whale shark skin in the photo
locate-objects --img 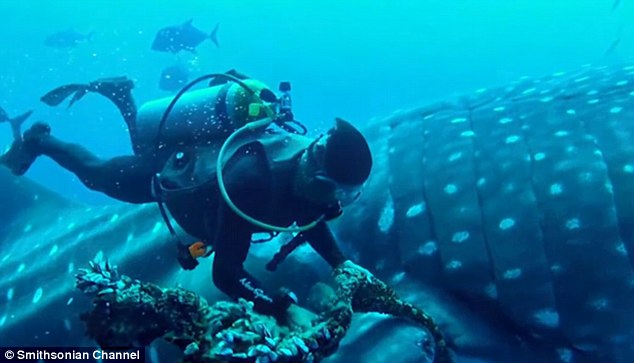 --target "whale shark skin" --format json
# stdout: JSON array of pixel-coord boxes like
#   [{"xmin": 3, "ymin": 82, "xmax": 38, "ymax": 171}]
[
  {"xmin": 334, "ymin": 62, "xmax": 634, "ymax": 362},
  {"xmin": 1, "ymin": 62, "xmax": 634, "ymax": 362}
]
